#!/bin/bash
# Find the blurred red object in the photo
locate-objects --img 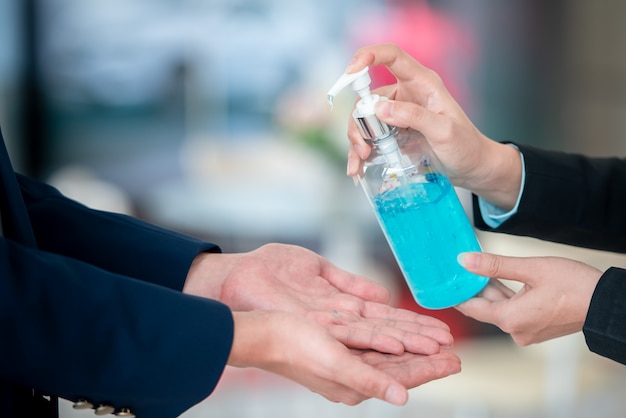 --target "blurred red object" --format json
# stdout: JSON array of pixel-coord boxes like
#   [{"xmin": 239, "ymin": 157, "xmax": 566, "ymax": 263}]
[{"xmin": 350, "ymin": 0, "xmax": 477, "ymax": 109}]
